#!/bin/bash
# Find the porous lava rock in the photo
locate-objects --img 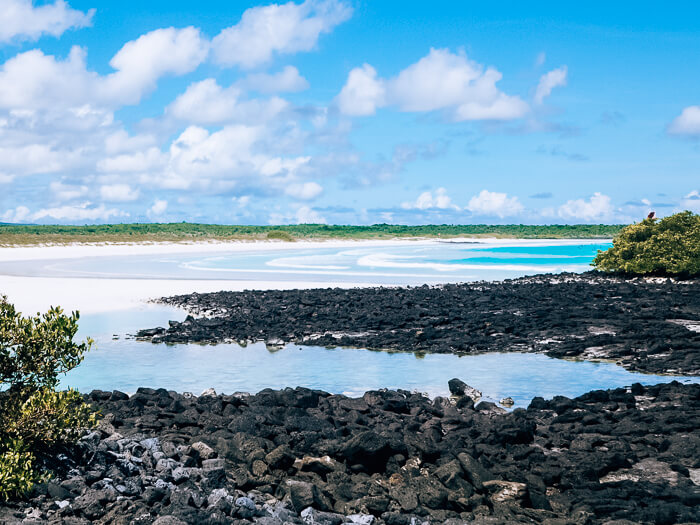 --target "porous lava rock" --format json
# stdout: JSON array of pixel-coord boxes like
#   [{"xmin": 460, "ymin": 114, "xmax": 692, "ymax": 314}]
[
  {"xmin": 138, "ymin": 273, "xmax": 700, "ymax": 375},
  {"xmin": 1, "ymin": 381, "xmax": 698, "ymax": 524}
]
